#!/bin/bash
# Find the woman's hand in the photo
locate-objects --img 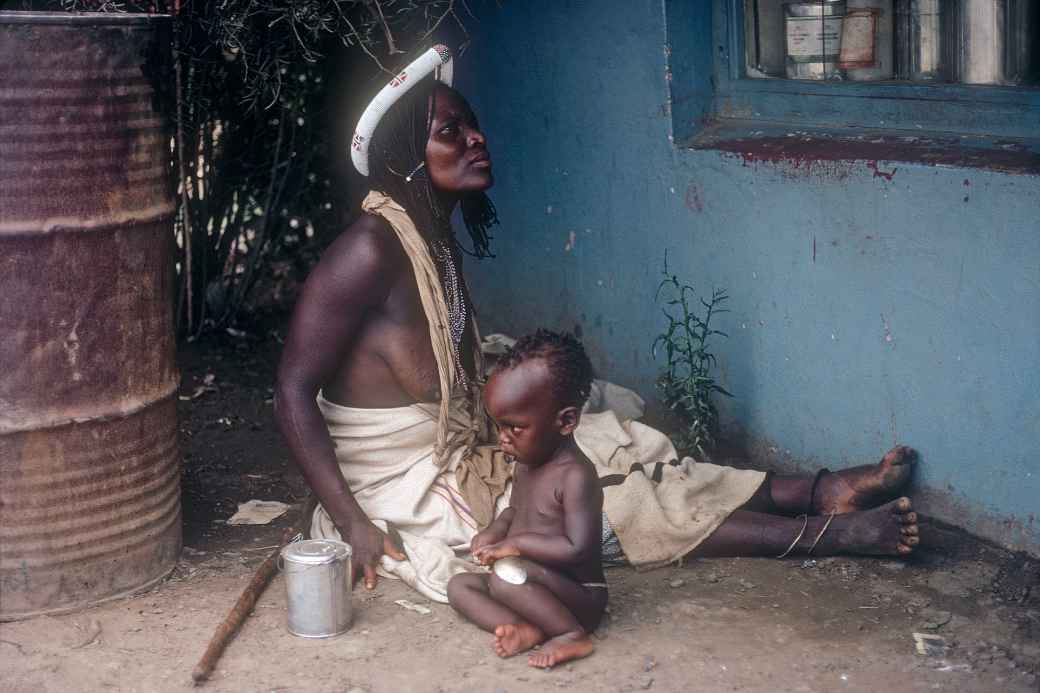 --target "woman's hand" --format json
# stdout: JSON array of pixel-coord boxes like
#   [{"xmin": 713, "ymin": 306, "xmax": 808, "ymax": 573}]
[
  {"xmin": 345, "ymin": 520, "xmax": 407, "ymax": 590},
  {"xmin": 472, "ymin": 539, "xmax": 521, "ymax": 566}
]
